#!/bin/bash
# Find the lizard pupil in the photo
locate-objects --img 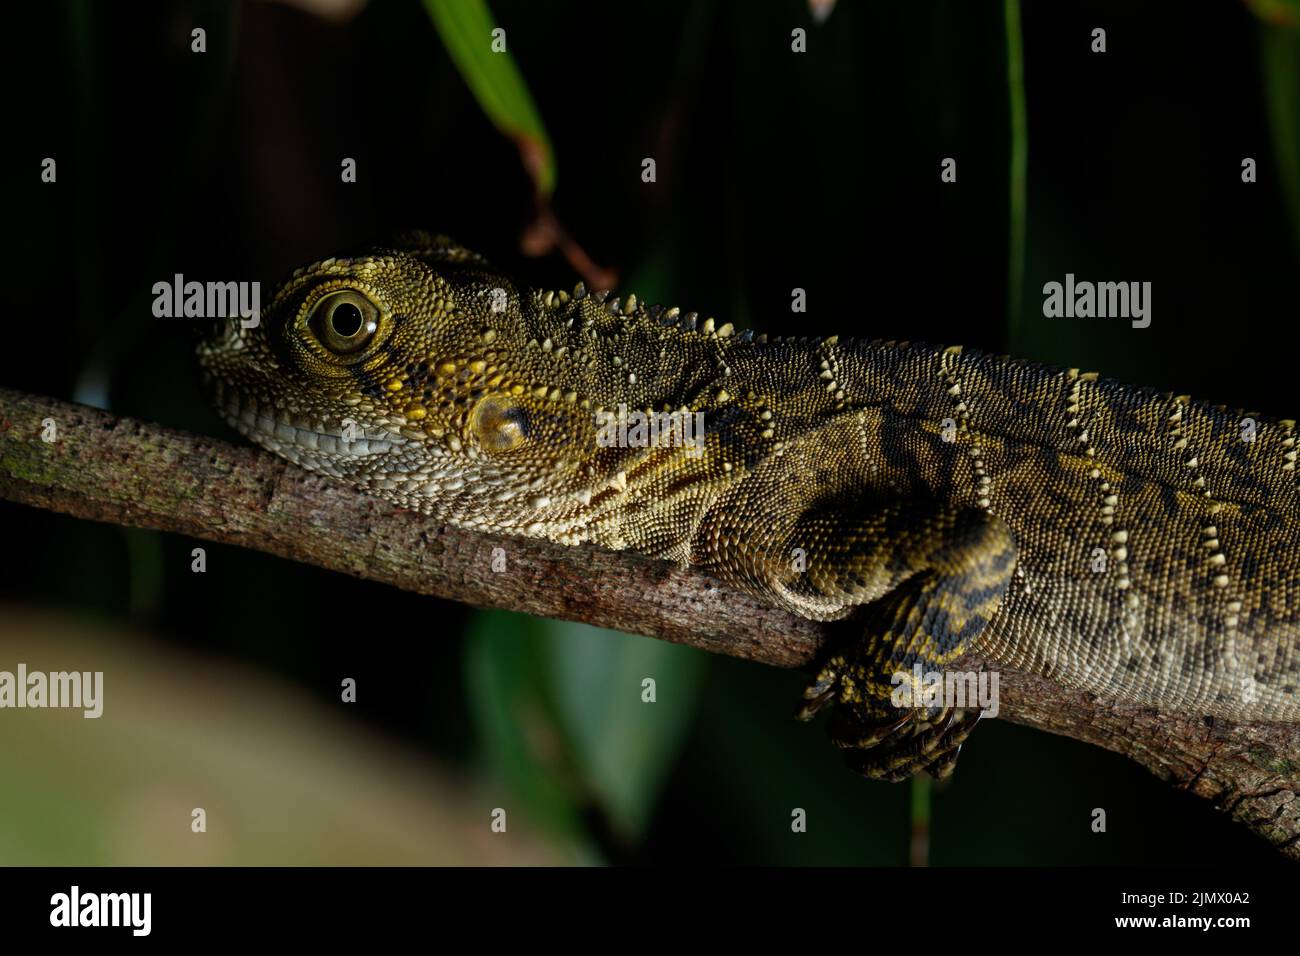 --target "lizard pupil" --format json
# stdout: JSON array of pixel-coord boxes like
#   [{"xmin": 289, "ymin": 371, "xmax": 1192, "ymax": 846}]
[{"xmin": 330, "ymin": 303, "xmax": 364, "ymax": 338}]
